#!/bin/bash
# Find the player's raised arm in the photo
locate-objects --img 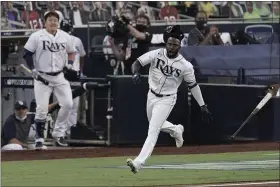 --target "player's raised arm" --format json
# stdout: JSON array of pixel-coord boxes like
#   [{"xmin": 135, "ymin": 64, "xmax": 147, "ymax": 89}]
[
  {"xmin": 108, "ymin": 36, "xmax": 126, "ymax": 62},
  {"xmin": 184, "ymin": 66, "xmax": 213, "ymax": 124},
  {"xmin": 77, "ymin": 38, "xmax": 86, "ymax": 76},
  {"xmin": 23, "ymin": 33, "xmax": 37, "ymax": 71},
  {"xmin": 131, "ymin": 49, "xmax": 159, "ymax": 84},
  {"xmin": 131, "ymin": 59, "xmax": 142, "ymax": 75},
  {"xmin": 132, "ymin": 49, "xmax": 159, "ymax": 74},
  {"xmin": 65, "ymin": 34, "xmax": 76, "ymax": 68},
  {"xmin": 23, "ymin": 33, "xmax": 38, "ymax": 78}
]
